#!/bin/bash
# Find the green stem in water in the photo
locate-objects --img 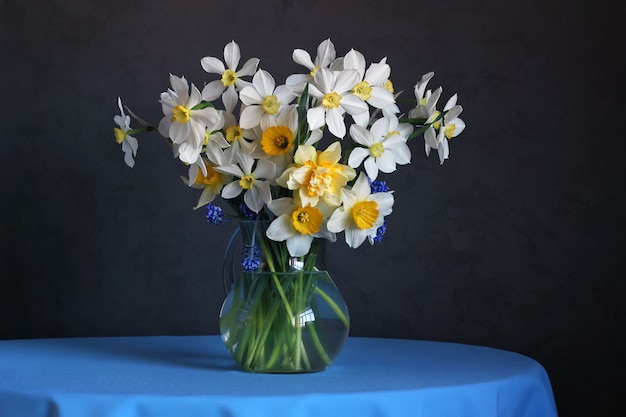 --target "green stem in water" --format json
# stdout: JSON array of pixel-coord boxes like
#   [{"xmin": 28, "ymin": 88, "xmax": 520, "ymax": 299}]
[{"xmin": 315, "ymin": 286, "xmax": 350, "ymax": 328}]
